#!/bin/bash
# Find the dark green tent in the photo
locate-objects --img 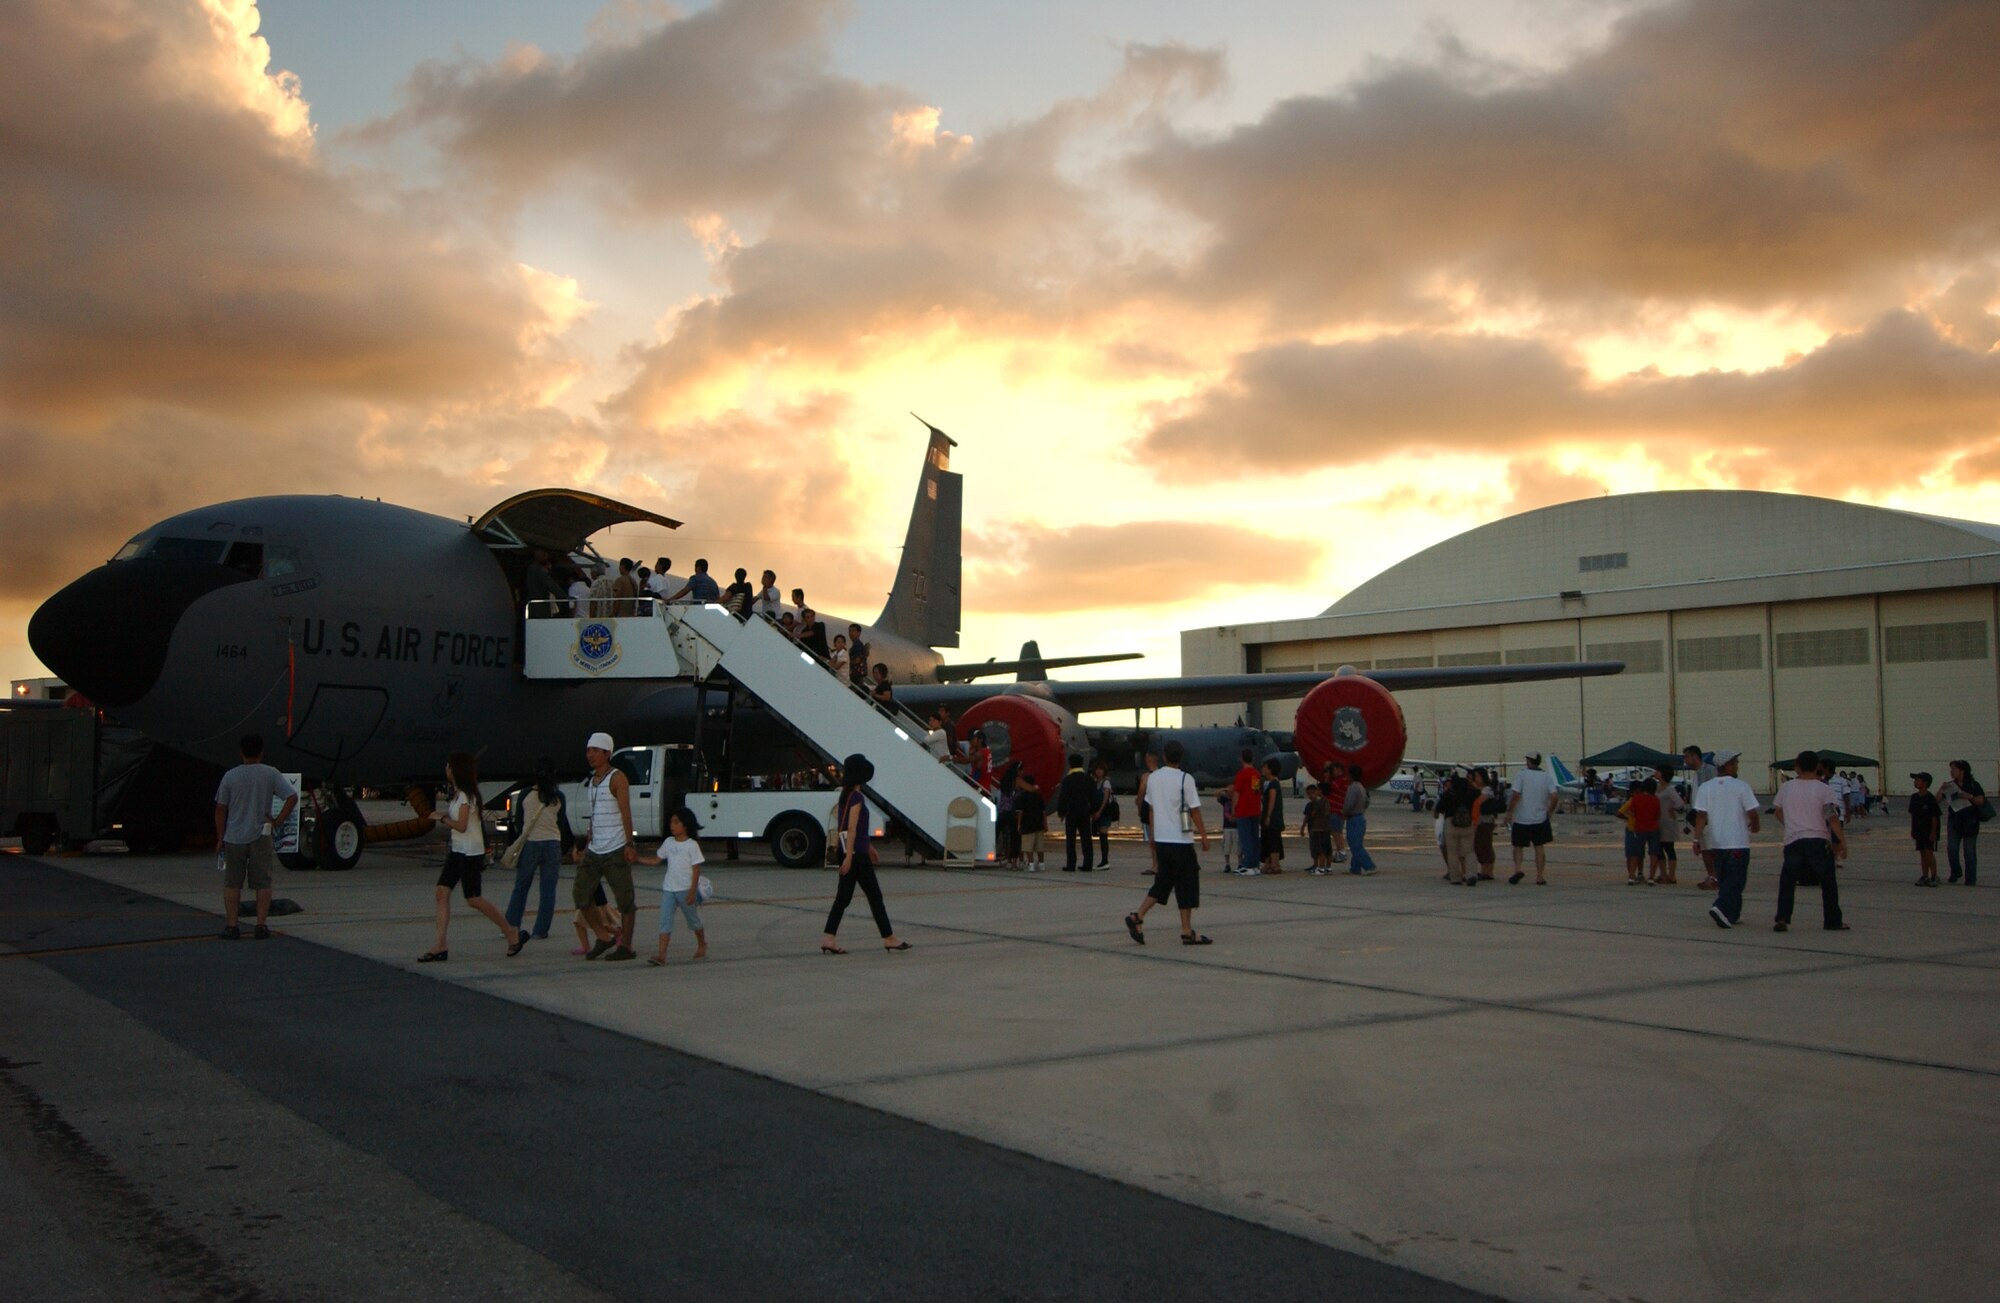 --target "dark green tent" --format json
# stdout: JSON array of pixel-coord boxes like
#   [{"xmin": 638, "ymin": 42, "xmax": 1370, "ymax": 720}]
[
  {"xmin": 1771, "ymin": 749, "xmax": 1880, "ymax": 770},
  {"xmin": 1578, "ymin": 741, "xmax": 1683, "ymax": 770}
]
